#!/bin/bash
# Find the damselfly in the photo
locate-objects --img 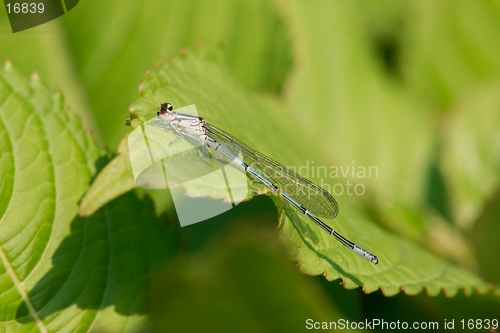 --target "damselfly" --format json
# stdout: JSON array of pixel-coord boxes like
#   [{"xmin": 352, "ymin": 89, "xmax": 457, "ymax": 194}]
[{"xmin": 151, "ymin": 103, "xmax": 378, "ymax": 265}]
